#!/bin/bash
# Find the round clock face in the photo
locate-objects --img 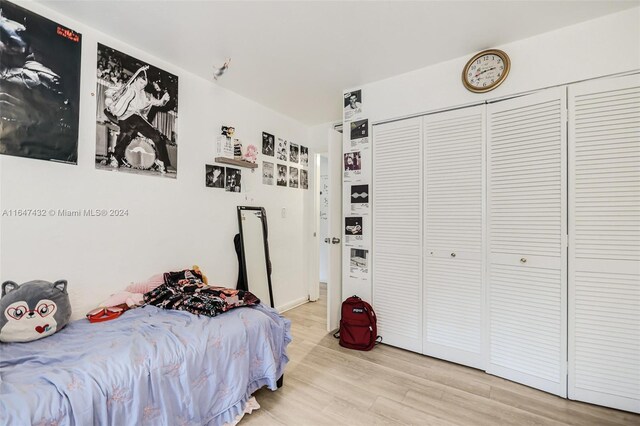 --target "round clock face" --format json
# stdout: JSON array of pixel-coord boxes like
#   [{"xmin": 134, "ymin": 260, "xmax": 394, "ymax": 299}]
[{"xmin": 463, "ymin": 49, "xmax": 510, "ymax": 93}]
